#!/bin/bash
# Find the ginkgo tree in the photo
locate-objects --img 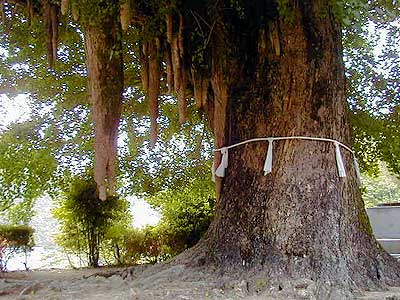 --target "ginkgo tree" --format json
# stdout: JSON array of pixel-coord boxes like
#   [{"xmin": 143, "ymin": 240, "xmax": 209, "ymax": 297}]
[{"xmin": 0, "ymin": 0, "xmax": 400, "ymax": 298}]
